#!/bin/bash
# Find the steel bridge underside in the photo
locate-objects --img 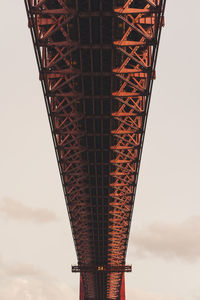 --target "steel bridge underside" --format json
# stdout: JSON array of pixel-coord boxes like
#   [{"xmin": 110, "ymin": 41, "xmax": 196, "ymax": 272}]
[{"xmin": 25, "ymin": 0, "xmax": 166, "ymax": 299}]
